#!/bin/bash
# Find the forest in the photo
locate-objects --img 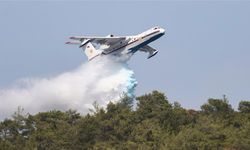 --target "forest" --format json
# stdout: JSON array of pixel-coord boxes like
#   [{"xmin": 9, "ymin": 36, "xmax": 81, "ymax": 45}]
[{"xmin": 0, "ymin": 90, "xmax": 250, "ymax": 150}]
